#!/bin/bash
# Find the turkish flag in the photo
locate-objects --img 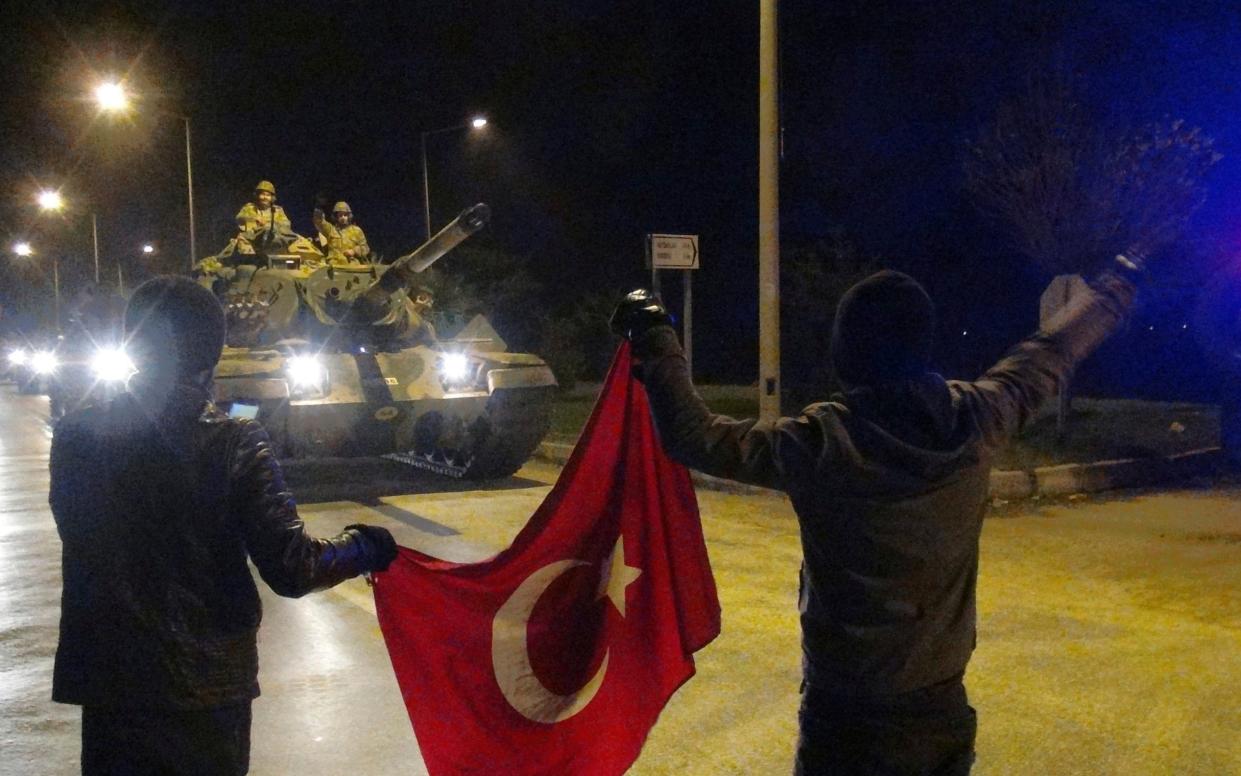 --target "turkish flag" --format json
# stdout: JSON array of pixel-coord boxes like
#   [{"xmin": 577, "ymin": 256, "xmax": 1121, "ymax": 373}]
[{"xmin": 373, "ymin": 343, "xmax": 721, "ymax": 776}]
